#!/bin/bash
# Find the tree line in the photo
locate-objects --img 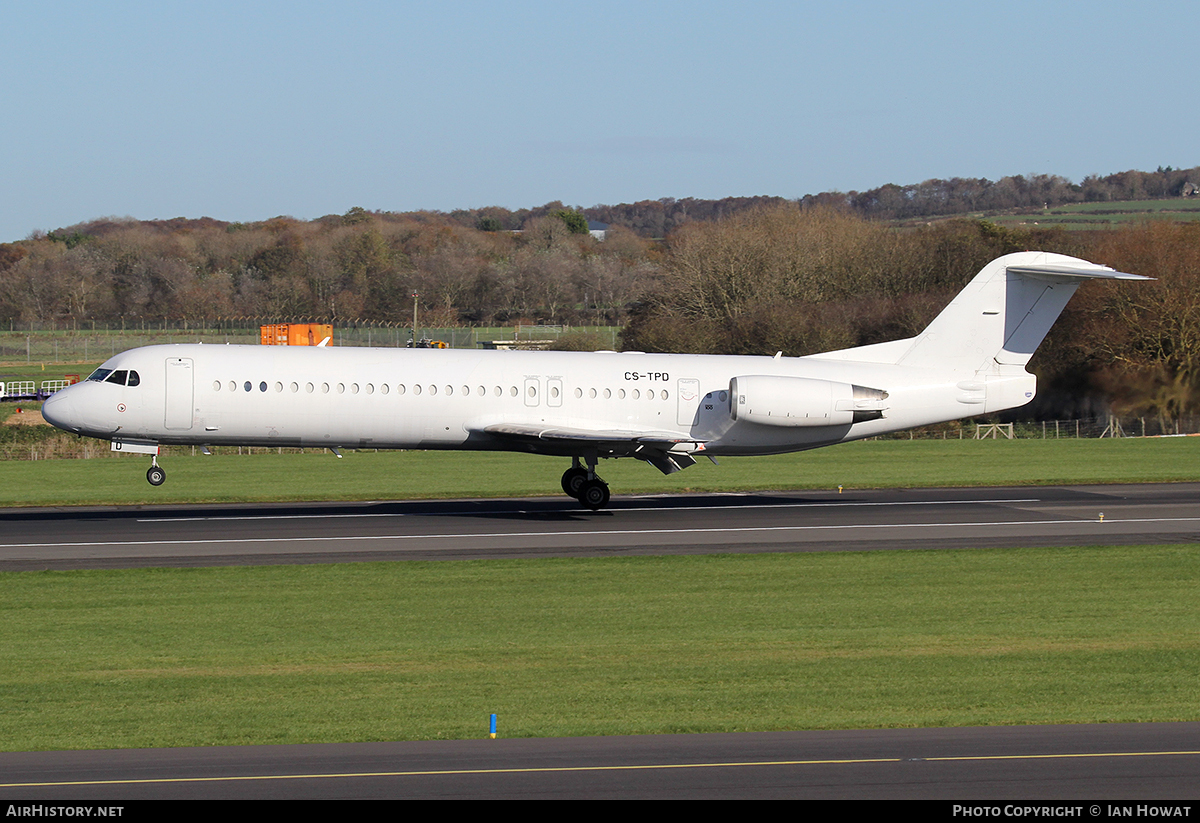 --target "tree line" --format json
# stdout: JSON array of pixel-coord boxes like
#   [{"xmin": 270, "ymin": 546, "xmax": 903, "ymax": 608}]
[
  {"xmin": 0, "ymin": 209, "xmax": 654, "ymax": 328},
  {"xmin": 3, "ymin": 195, "xmax": 1200, "ymax": 418}
]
